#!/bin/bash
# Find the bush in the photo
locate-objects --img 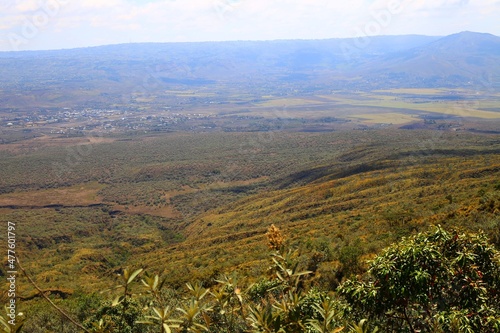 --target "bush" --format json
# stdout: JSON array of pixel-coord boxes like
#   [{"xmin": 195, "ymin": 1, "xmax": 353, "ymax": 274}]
[{"xmin": 338, "ymin": 226, "xmax": 500, "ymax": 332}]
